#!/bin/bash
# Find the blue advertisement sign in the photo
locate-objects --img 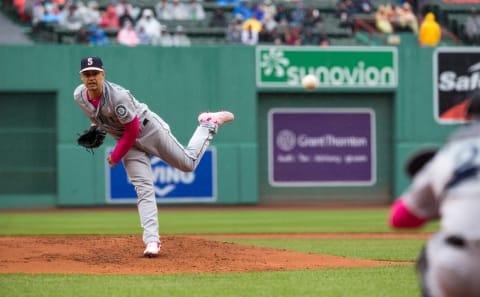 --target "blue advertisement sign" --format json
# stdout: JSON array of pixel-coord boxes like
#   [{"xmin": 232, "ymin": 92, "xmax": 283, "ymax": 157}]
[
  {"xmin": 106, "ymin": 148, "xmax": 216, "ymax": 203},
  {"xmin": 269, "ymin": 108, "xmax": 376, "ymax": 186}
]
